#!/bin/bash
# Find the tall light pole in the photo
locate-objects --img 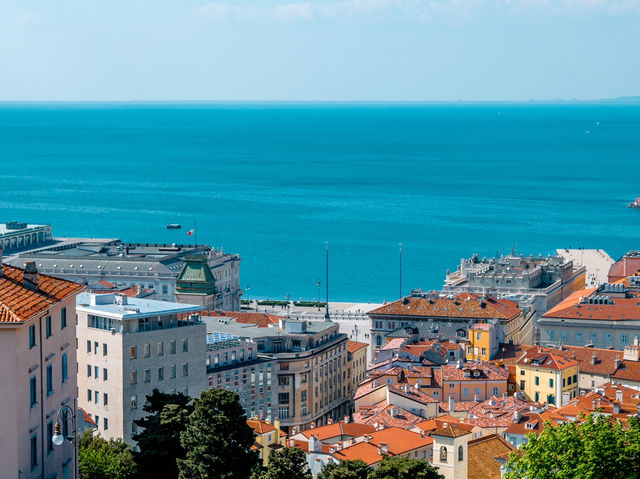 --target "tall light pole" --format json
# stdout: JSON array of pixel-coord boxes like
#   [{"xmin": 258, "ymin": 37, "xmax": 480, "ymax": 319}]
[
  {"xmin": 399, "ymin": 243, "xmax": 403, "ymax": 299},
  {"xmin": 325, "ymin": 242, "xmax": 330, "ymax": 321},
  {"xmin": 52, "ymin": 402, "xmax": 78, "ymax": 479},
  {"xmin": 316, "ymin": 280, "xmax": 321, "ymax": 311}
]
